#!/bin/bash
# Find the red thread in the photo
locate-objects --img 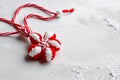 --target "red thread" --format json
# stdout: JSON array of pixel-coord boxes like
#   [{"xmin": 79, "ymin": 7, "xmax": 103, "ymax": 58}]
[
  {"xmin": 69, "ymin": 8, "xmax": 74, "ymax": 13},
  {"xmin": 62, "ymin": 9, "xmax": 69, "ymax": 13},
  {"xmin": 62, "ymin": 8, "xmax": 75, "ymax": 13}
]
